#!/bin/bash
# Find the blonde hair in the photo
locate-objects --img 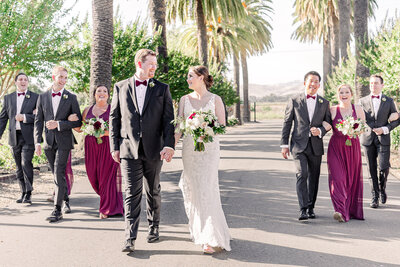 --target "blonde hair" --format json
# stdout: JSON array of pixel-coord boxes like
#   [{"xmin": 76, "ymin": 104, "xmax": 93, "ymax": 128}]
[
  {"xmin": 337, "ymin": 84, "xmax": 353, "ymax": 96},
  {"xmin": 134, "ymin": 49, "xmax": 156, "ymax": 67},
  {"xmin": 52, "ymin": 66, "xmax": 68, "ymax": 76}
]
